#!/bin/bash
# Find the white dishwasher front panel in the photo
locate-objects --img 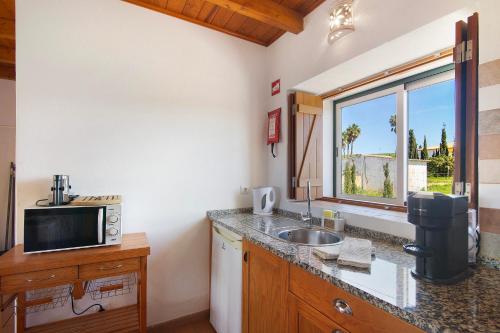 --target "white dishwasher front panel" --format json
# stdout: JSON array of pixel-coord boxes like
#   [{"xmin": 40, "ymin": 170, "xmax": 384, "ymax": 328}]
[{"xmin": 210, "ymin": 226, "xmax": 242, "ymax": 333}]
